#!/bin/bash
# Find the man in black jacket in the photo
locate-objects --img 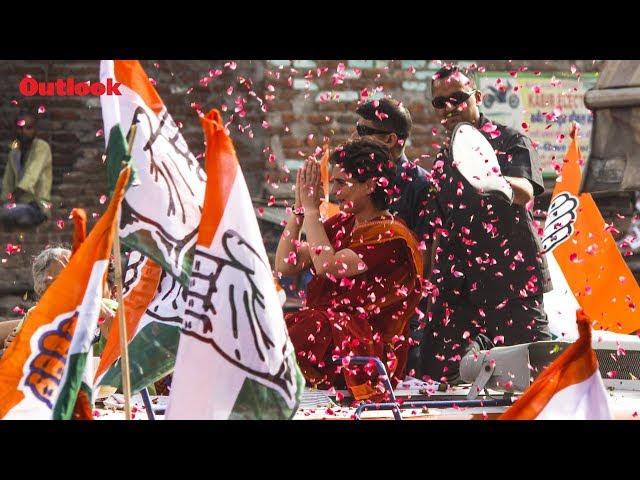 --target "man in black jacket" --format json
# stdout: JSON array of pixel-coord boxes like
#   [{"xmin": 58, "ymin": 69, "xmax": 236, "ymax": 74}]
[{"xmin": 419, "ymin": 65, "xmax": 552, "ymax": 384}]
